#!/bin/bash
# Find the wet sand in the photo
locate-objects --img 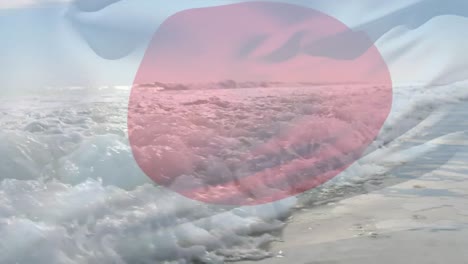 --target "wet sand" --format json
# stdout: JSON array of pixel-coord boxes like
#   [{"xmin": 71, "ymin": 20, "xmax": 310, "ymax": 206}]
[
  {"xmin": 241, "ymin": 159, "xmax": 468, "ymax": 263},
  {"xmin": 239, "ymin": 101, "xmax": 468, "ymax": 264}
]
